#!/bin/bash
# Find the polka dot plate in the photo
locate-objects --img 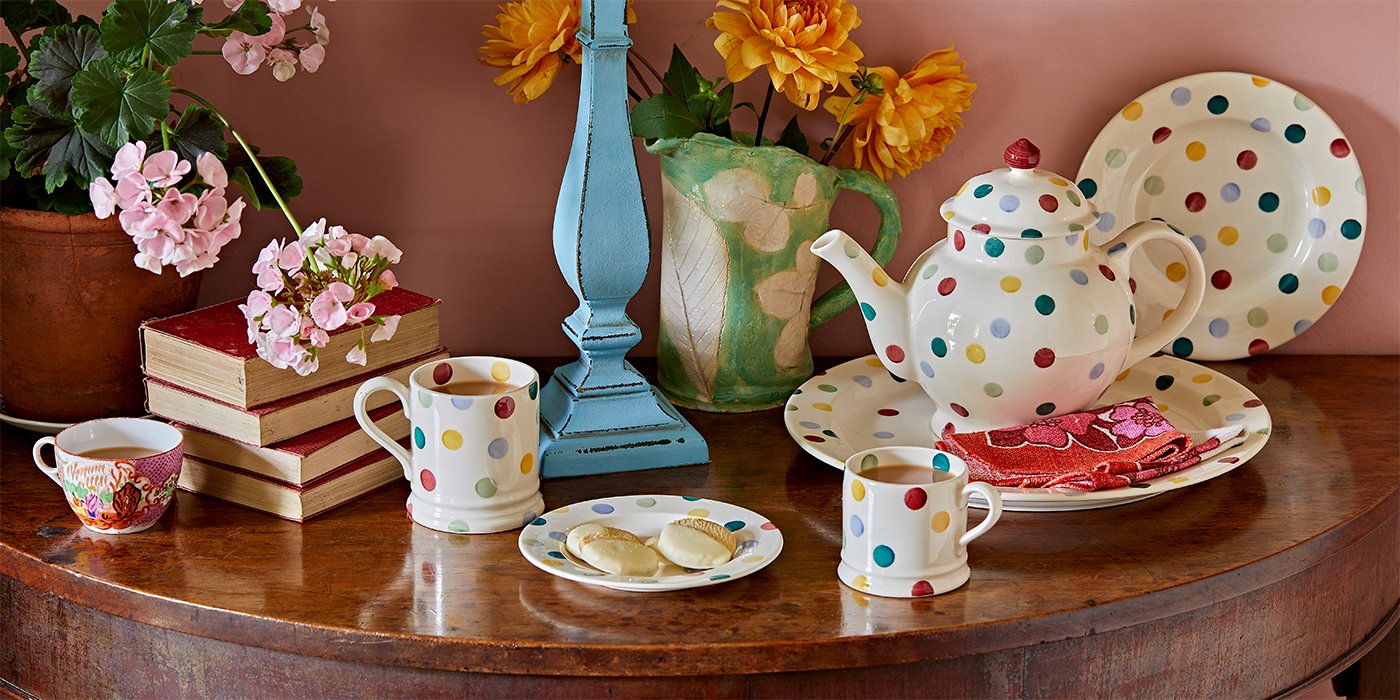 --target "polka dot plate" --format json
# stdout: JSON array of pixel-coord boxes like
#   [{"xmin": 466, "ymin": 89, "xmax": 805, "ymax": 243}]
[
  {"xmin": 518, "ymin": 495, "xmax": 783, "ymax": 592},
  {"xmin": 785, "ymin": 355, "xmax": 1272, "ymax": 512},
  {"xmin": 1077, "ymin": 72, "xmax": 1365, "ymax": 360}
]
